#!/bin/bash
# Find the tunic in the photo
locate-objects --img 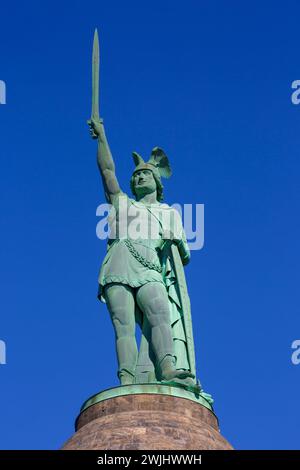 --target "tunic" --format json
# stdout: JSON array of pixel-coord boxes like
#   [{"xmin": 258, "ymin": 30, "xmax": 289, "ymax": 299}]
[{"xmin": 98, "ymin": 193, "xmax": 182, "ymax": 301}]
